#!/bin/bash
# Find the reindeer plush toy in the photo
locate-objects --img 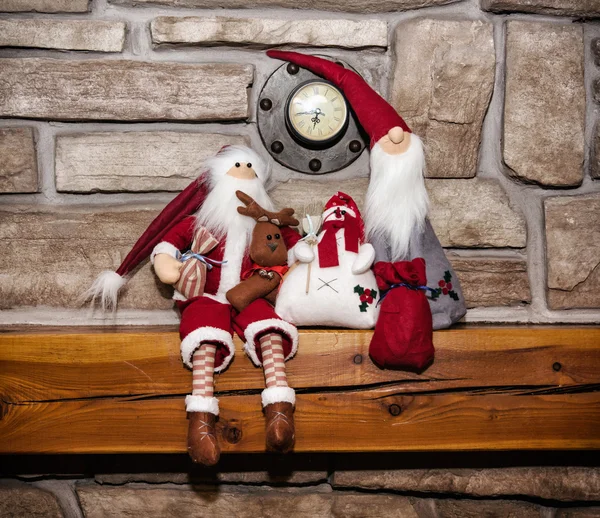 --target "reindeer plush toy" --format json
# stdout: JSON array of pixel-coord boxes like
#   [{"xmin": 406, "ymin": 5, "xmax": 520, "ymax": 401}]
[{"xmin": 227, "ymin": 191, "xmax": 299, "ymax": 312}]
